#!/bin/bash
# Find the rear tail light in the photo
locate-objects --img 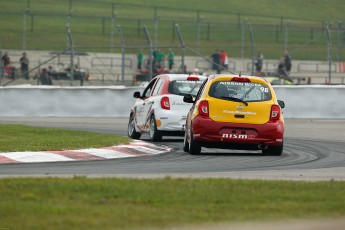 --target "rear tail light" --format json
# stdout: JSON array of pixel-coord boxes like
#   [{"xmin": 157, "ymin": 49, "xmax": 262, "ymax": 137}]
[
  {"xmin": 198, "ymin": 100, "xmax": 209, "ymax": 117},
  {"xmin": 187, "ymin": 76, "xmax": 200, "ymax": 81},
  {"xmin": 270, "ymin": 105, "xmax": 281, "ymax": 121},
  {"xmin": 231, "ymin": 77, "xmax": 250, "ymax": 82},
  {"xmin": 160, "ymin": 96, "xmax": 170, "ymax": 110}
]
